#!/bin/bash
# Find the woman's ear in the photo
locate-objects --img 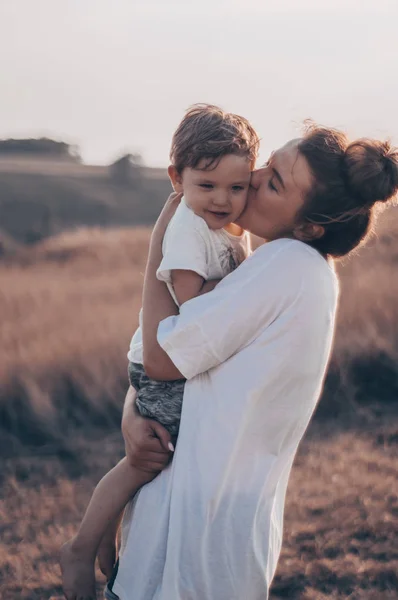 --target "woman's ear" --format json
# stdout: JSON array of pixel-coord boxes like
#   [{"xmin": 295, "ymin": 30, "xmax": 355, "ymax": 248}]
[
  {"xmin": 168, "ymin": 165, "xmax": 184, "ymax": 193},
  {"xmin": 293, "ymin": 223, "xmax": 325, "ymax": 243}
]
